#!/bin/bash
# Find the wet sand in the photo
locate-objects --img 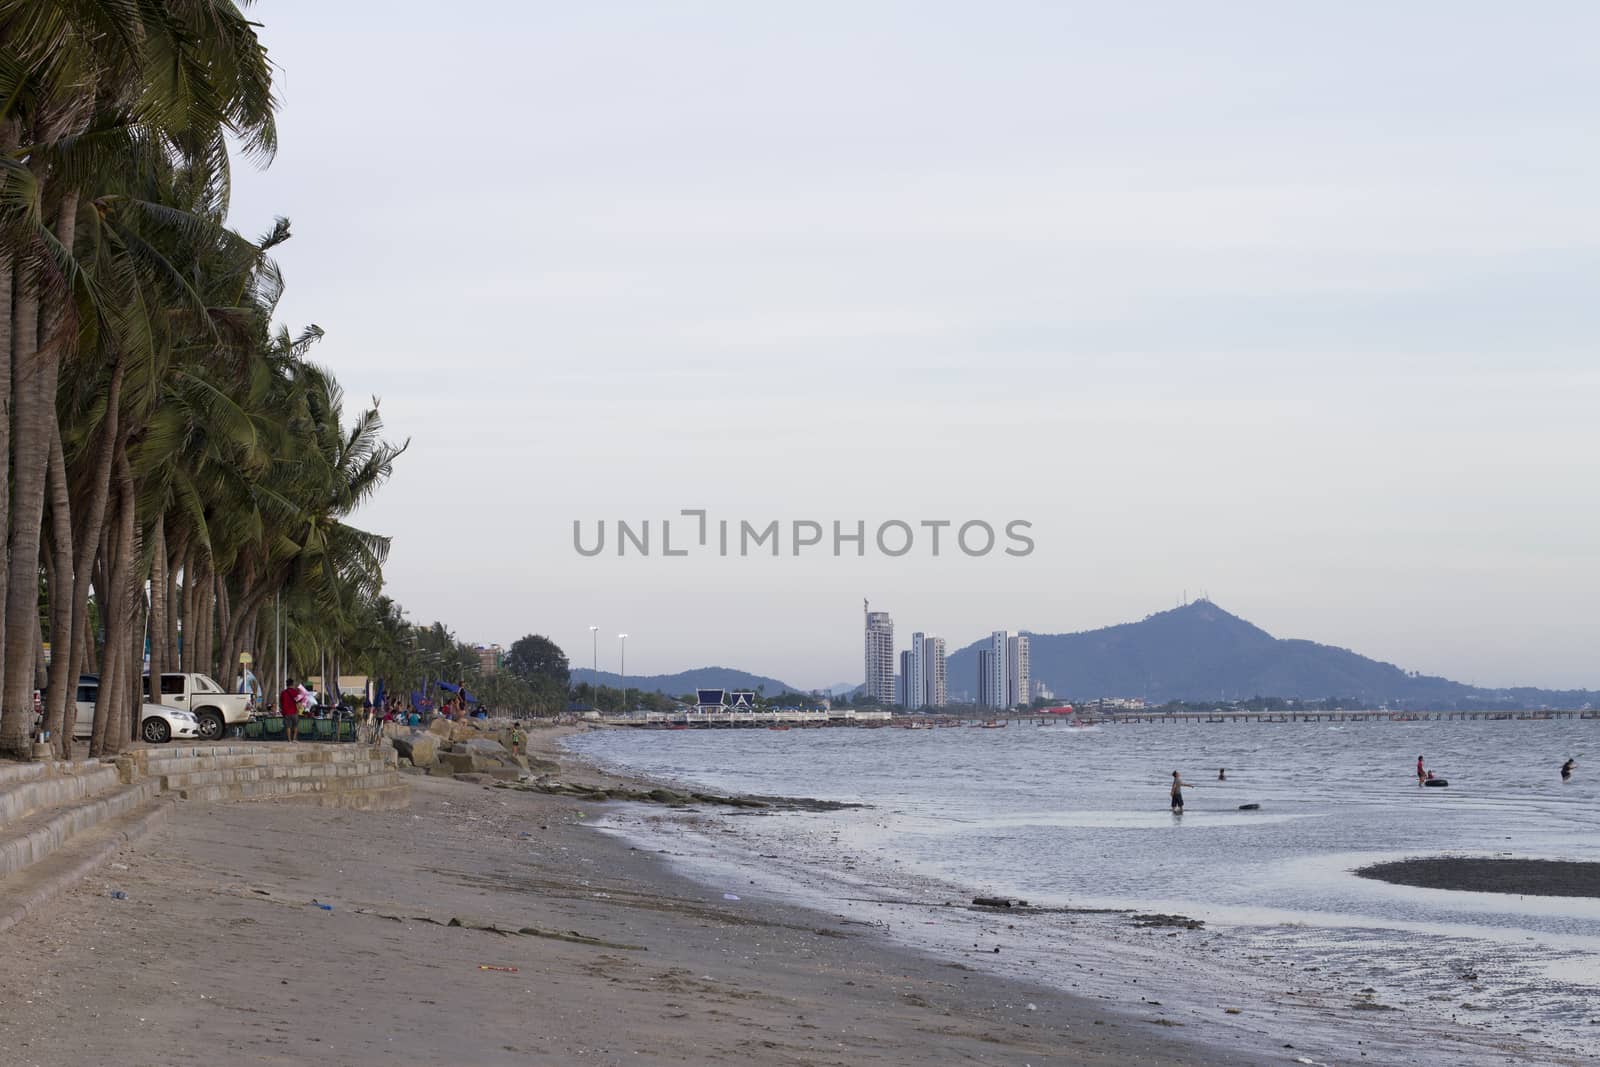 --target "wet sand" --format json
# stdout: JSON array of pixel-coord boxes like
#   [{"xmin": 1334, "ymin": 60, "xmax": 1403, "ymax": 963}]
[
  {"xmin": 0, "ymin": 728, "xmax": 1275, "ymax": 1067},
  {"xmin": 1357, "ymin": 857, "xmax": 1600, "ymax": 898}
]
